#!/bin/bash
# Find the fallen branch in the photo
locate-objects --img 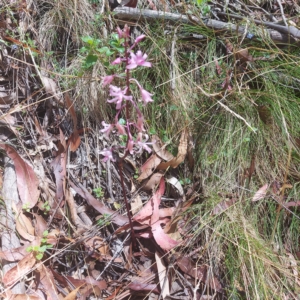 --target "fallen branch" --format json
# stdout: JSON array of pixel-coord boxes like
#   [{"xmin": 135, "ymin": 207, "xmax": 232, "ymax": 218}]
[{"xmin": 113, "ymin": 7, "xmax": 298, "ymax": 43}]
